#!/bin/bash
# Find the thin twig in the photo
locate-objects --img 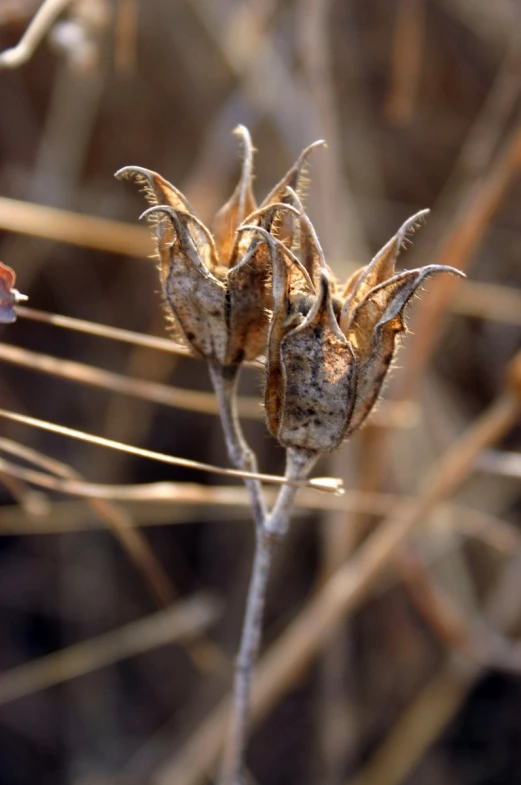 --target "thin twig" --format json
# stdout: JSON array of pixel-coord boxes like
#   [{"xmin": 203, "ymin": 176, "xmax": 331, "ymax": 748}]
[
  {"xmin": 0, "ymin": 470, "xmax": 516, "ymax": 559},
  {"xmin": 0, "ymin": 407, "xmax": 342, "ymax": 493},
  {"xmin": 0, "ymin": 594, "xmax": 221, "ymax": 706},
  {"xmin": 0, "ymin": 0, "xmax": 72, "ymax": 68}
]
